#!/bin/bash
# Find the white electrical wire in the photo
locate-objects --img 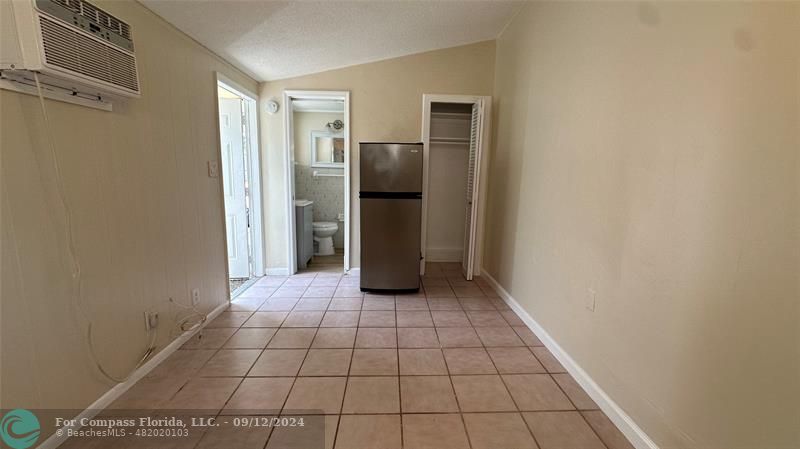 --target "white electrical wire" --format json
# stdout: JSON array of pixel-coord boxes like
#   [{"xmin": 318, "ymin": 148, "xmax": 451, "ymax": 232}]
[{"xmin": 32, "ymin": 72, "xmax": 157, "ymax": 384}]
